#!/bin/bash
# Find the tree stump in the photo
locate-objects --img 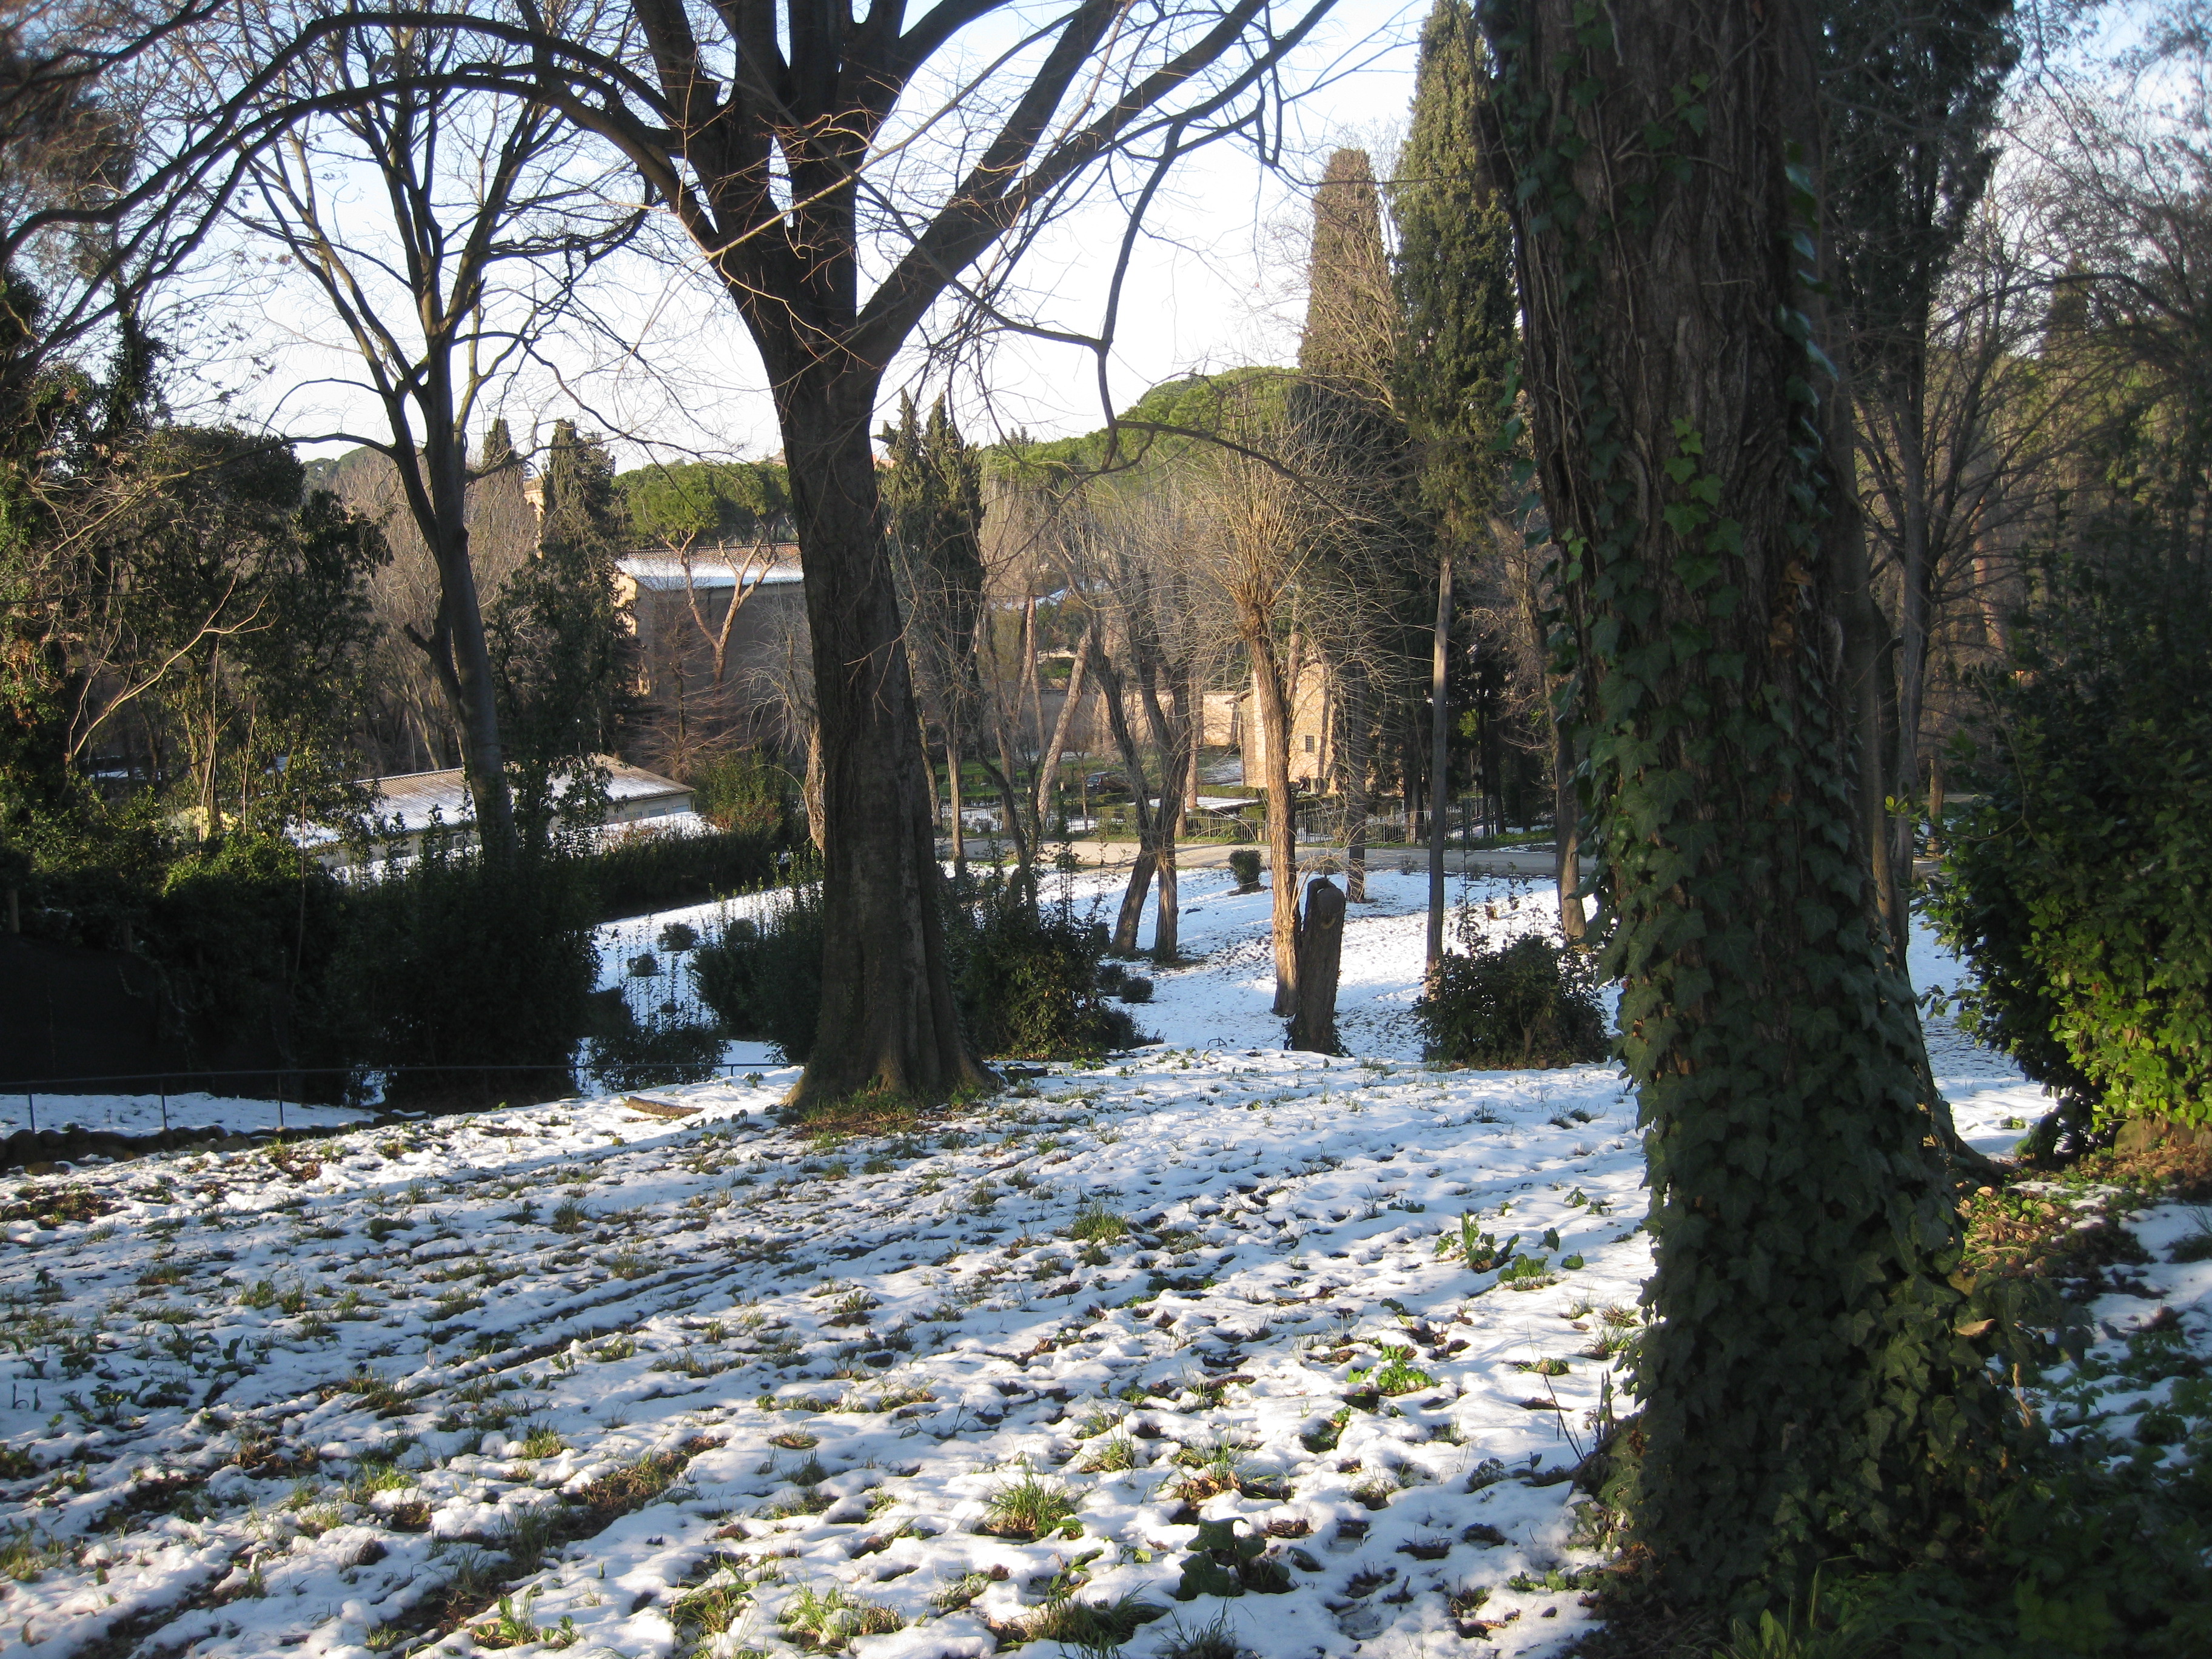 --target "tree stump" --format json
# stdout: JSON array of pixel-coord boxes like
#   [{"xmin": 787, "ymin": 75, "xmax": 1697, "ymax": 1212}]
[{"xmin": 1289, "ymin": 877, "xmax": 1345, "ymax": 1053}]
